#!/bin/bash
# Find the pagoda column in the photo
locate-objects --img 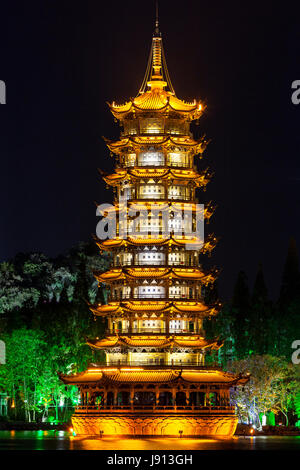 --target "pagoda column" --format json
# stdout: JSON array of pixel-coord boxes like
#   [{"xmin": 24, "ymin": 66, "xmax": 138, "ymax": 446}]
[
  {"xmin": 205, "ymin": 387, "xmax": 210, "ymax": 409},
  {"xmin": 172, "ymin": 388, "xmax": 176, "ymax": 409},
  {"xmin": 165, "ymin": 314, "xmax": 170, "ymax": 335},
  {"xmin": 128, "ymin": 314, "xmax": 133, "ymax": 334},
  {"xmin": 186, "ymin": 389, "xmax": 190, "ymax": 407},
  {"xmin": 155, "ymin": 387, "xmax": 160, "ymax": 409},
  {"xmin": 130, "ymin": 387, "xmax": 134, "ymax": 410},
  {"xmin": 113, "ymin": 389, "xmax": 118, "ymax": 407}
]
